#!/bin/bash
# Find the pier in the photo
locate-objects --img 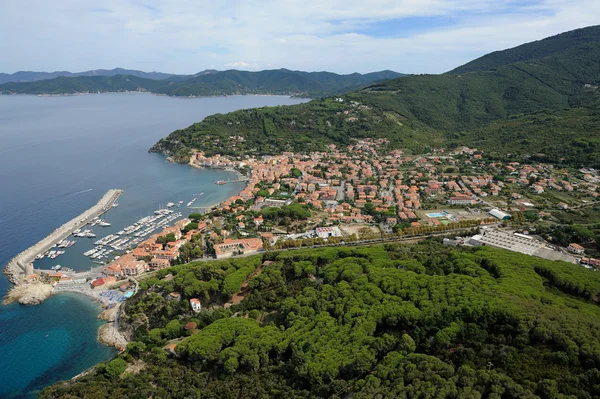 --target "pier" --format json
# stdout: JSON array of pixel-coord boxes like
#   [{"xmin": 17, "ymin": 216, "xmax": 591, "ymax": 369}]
[
  {"xmin": 215, "ymin": 178, "xmax": 249, "ymax": 184},
  {"xmin": 4, "ymin": 189, "xmax": 123, "ymax": 284}
]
